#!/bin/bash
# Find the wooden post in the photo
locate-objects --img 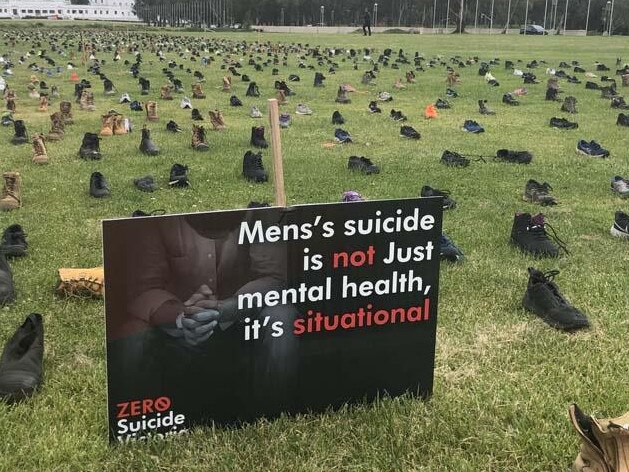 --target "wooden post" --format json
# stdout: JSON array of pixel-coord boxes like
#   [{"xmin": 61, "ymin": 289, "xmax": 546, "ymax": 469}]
[{"xmin": 267, "ymin": 99, "xmax": 286, "ymax": 207}]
